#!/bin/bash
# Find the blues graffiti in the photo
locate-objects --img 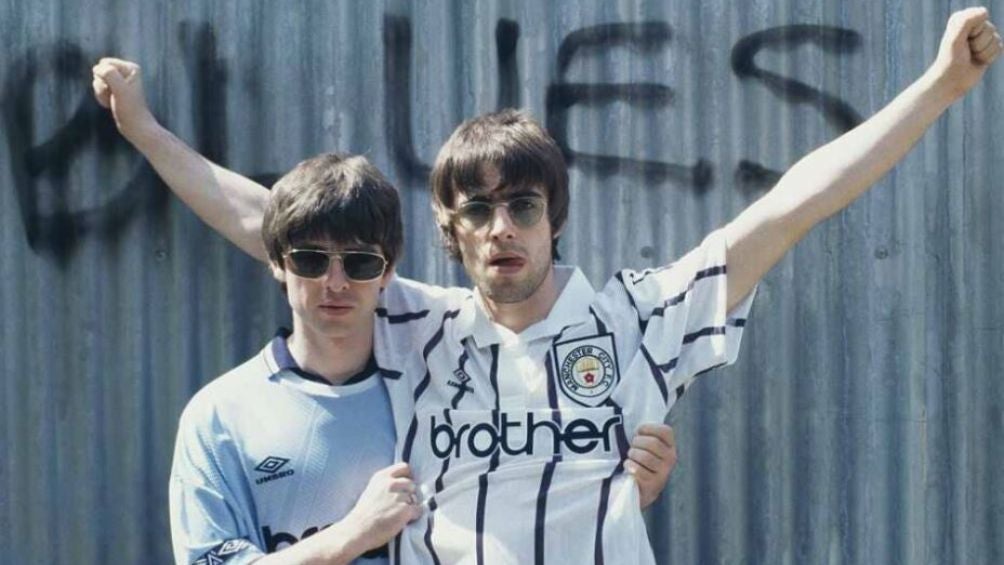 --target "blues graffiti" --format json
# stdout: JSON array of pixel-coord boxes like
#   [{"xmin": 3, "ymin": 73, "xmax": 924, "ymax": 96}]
[
  {"xmin": 2, "ymin": 41, "xmax": 166, "ymax": 263},
  {"xmin": 3, "ymin": 17, "xmax": 861, "ymax": 261}
]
